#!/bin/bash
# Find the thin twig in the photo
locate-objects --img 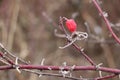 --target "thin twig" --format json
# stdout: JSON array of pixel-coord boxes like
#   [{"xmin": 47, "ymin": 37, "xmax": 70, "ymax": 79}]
[
  {"xmin": 58, "ymin": 17, "xmax": 96, "ymax": 66},
  {"xmin": 72, "ymin": 43, "xmax": 96, "ymax": 66},
  {"xmin": 23, "ymin": 69, "xmax": 82, "ymax": 80},
  {"xmin": 0, "ymin": 43, "xmax": 28, "ymax": 64},
  {"xmin": 0, "ymin": 52, "xmax": 14, "ymax": 65},
  {"xmin": 0, "ymin": 65, "xmax": 120, "ymax": 74},
  {"xmin": 92, "ymin": 0, "xmax": 120, "ymax": 45},
  {"xmin": 96, "ymin": 74, "xmax": 117, "ymax": 80}
]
